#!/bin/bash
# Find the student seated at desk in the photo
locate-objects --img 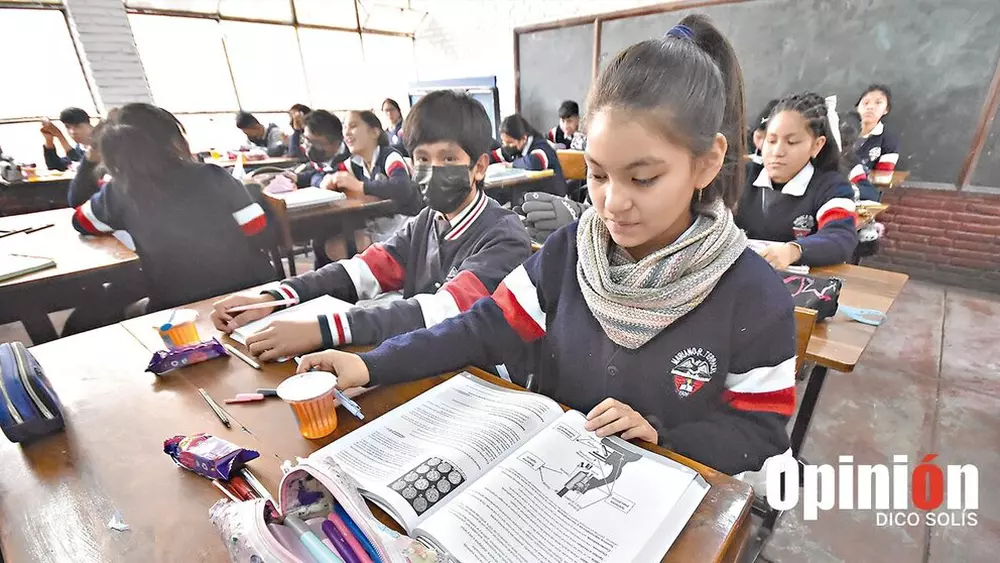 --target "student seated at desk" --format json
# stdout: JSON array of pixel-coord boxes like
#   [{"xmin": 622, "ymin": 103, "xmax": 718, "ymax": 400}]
[
  {"xmin": 236, "ymin": 111, "xmax": 286, "ymax": 157},
  {"xmin": 747, "ymin": 99, "xmax": 778, "ymax": 165},
  {"xmin": 66, "ymin": 121, "xmax": 112, "ymax": 207},
  {"xmin": 546, "ymin": 100, "xmax": 586, "ymax": 150},
  {"xmin": 294, "ymin": 16, "xmax": 796, "ymax": 476},
  {"xmin": 211, "ymin": 90, "xmax": 531, "ymax": 361},
  {"xmin": 490, "ymin": 114, "xmax": 566, "ymax": 196},
  {"xmin": 382, "ymin": 98, "xmax": 408, "ymax": 156},
  {"xmin": 293, "ymin": 110, "xmax": 350, "ymax": 189},
  {"xmin": 69, "ymin": 103, "xmax": 275, "ymax": 325},
  {"xmin": 840, "ymin": 110, "xmax": 879, "ymax": 202},
  {"xmin": 287, "ymin": 103, "xmax": 311, "ymax": 159},
  {"xmin": 736, "ymin": 92, "xmax": 859, "ymax": 269},
  {"xmin": 40, "ymin": 107, "xmax": 93, "ymax": 172},
  {"xmin": 855, "ymin": 84, "xmax": 900, "ymax": 184}
]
